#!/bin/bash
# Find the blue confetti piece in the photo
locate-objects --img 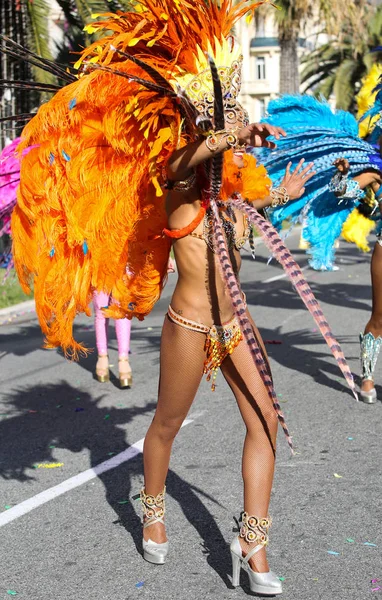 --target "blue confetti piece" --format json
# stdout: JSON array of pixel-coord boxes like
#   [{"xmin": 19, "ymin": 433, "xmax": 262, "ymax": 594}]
[
  {"xmin": 327, "ymin": 551, "xmax": 339, "ymax": 556},
  {"xmin": 347, "ymin": 437, "xmax": 353, "ymax": 440},
  {"xmin": 364, "ymin": 542, "xmax": 377, "ymax": 547},
  {"xmin": 49, "ymin": 247, "xmax": 55, "ymax": 257},
  {"xmin": 135, "ymin": 582, "xmax": 144, "ymax": 589},
  {"xmin": 69, "ymin": 98, "xmax": 77, "ymax": 109},
  {"xmin": 82, "ymin": 240, "xmax": 88, "ymax": 255},
  {"xmin": 49, "ymin": 152, "xmax": 55, "ymax": 165},
  {"xmin": 62, "ymin": 150, "xmax": 71, "ymax": 161}
]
